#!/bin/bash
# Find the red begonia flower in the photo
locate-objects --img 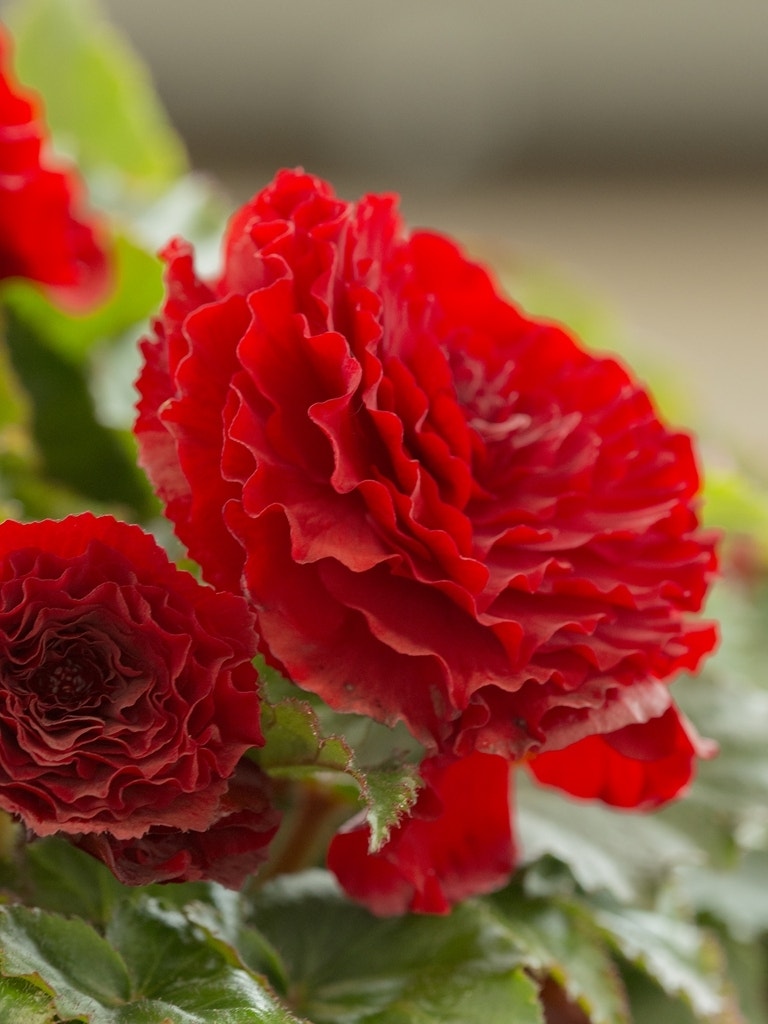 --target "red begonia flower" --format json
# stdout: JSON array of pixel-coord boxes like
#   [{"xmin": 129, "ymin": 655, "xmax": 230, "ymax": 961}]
[
  {"xmin": 327, "ymin": 752, "xmax": 515, "ymax": 916},
  {"xmin": 0, "ymin": 25, "xmax": 108, "ymax": 305},
  {"xmin": 528, "ymin": 703, "xmax": 716, "ymax": 810},
  {"xmin": 73, "ymin": 760, "xmax": 281, "ymax": 888},
  {"xmin": 135, "ymin": 169, "xmax": 717, "ymax": 780},
  {"xmin": 0, "ymin": 513, "xmax": 266, "ymax": 841}
]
